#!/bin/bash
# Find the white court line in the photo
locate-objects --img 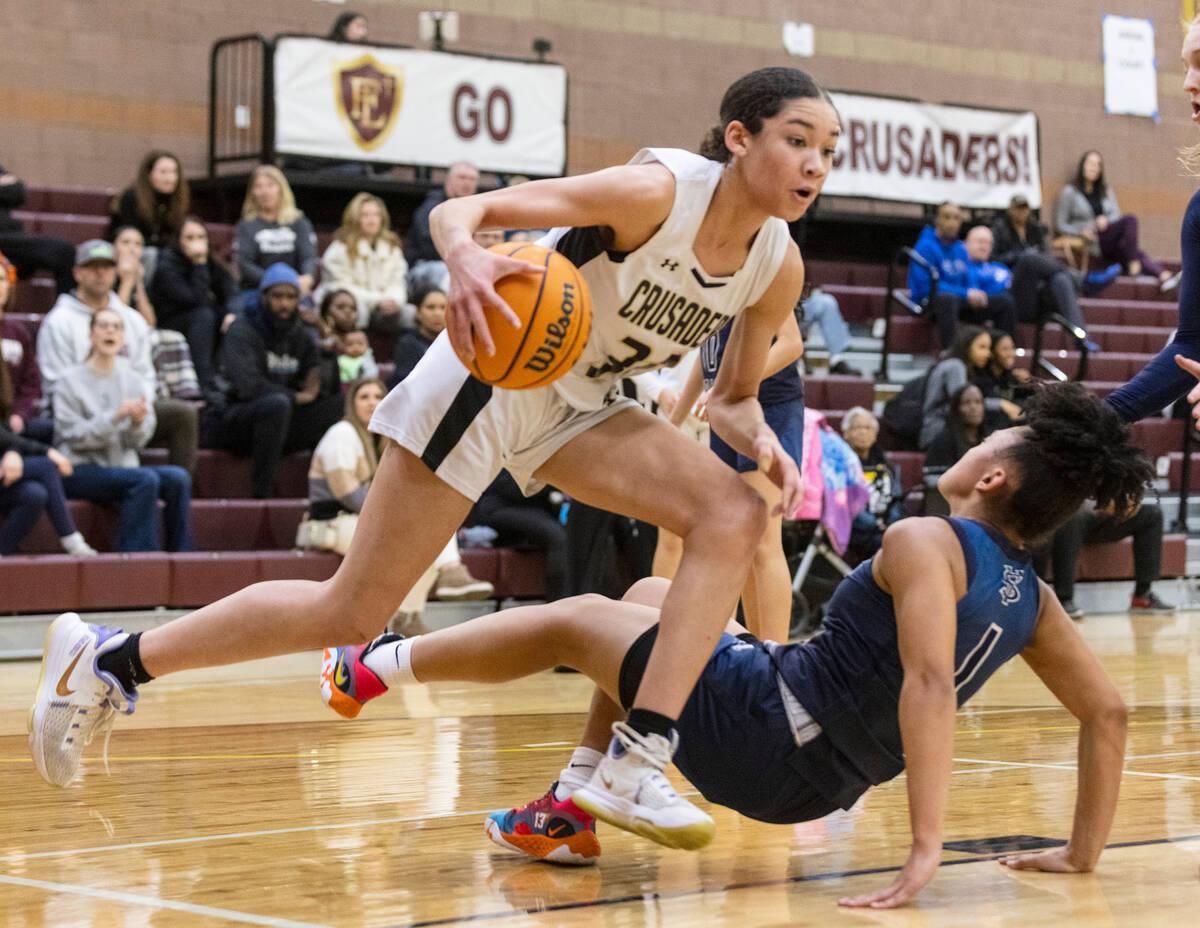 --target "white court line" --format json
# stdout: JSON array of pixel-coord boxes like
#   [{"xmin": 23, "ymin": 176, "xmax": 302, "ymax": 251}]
[
  {"xmin": 0, "ymin": 809, "xmax": 491, "ymax": 864},
  {"xmin": 954, "ymin": 756, "xmax": 1200, "ymax": 782},
  {"xmin": 1125, "ymin": 749, "xmax": 1200, "ymax": 760},
  {"xmin": 0, "ymin": 873, "xmax": 331, "ymax": 927}
]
